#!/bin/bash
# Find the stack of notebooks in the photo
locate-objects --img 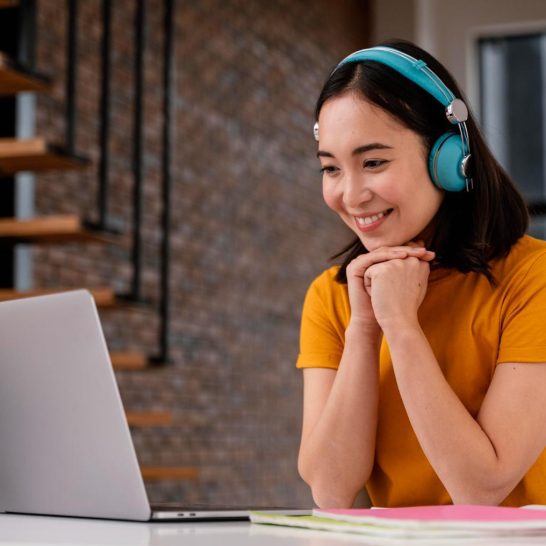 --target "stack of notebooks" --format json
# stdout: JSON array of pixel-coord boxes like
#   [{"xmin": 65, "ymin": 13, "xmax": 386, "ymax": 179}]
[{"xmin": 250, "ymin": 505, "xmax": 546, "ymax": 542}]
